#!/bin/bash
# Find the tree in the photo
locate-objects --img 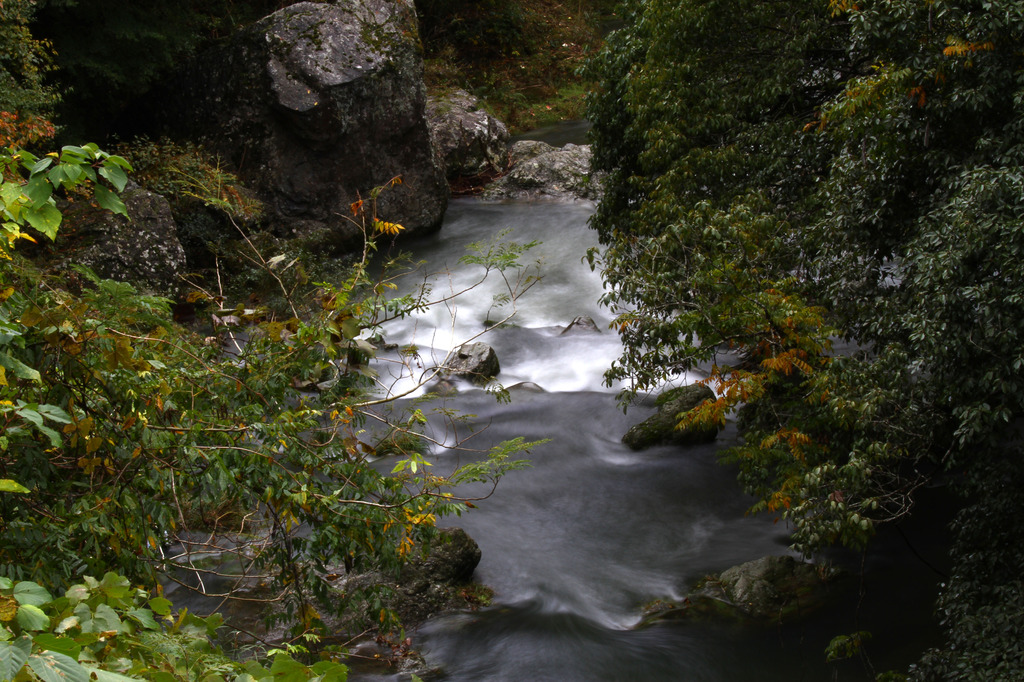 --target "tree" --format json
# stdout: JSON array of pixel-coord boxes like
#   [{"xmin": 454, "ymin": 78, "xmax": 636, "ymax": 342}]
[
  {"xmin": 0, "ymin": 0, "xmax": 58, "ymax": 147},
  {"xmin": 587, "ymin": 0, "xmax": 1024, "ymax": 676},
  {"xmin": 585, "ymin": 0, "xmax": 867, "ymax": 545},
  {"xmin": 28, "ymin": 1, "xmax": 303, "ymax": 140}
]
